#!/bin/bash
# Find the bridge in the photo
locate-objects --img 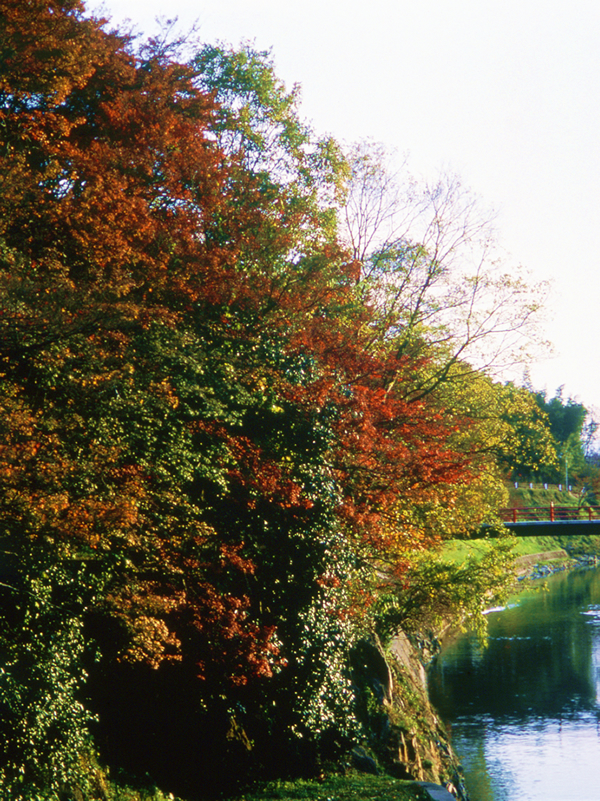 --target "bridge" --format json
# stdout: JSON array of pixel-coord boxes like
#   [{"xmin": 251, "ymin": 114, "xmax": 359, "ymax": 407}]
[{"xmin": 497, "ymin": 505, "xmax": 600, "ymax": 536}]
